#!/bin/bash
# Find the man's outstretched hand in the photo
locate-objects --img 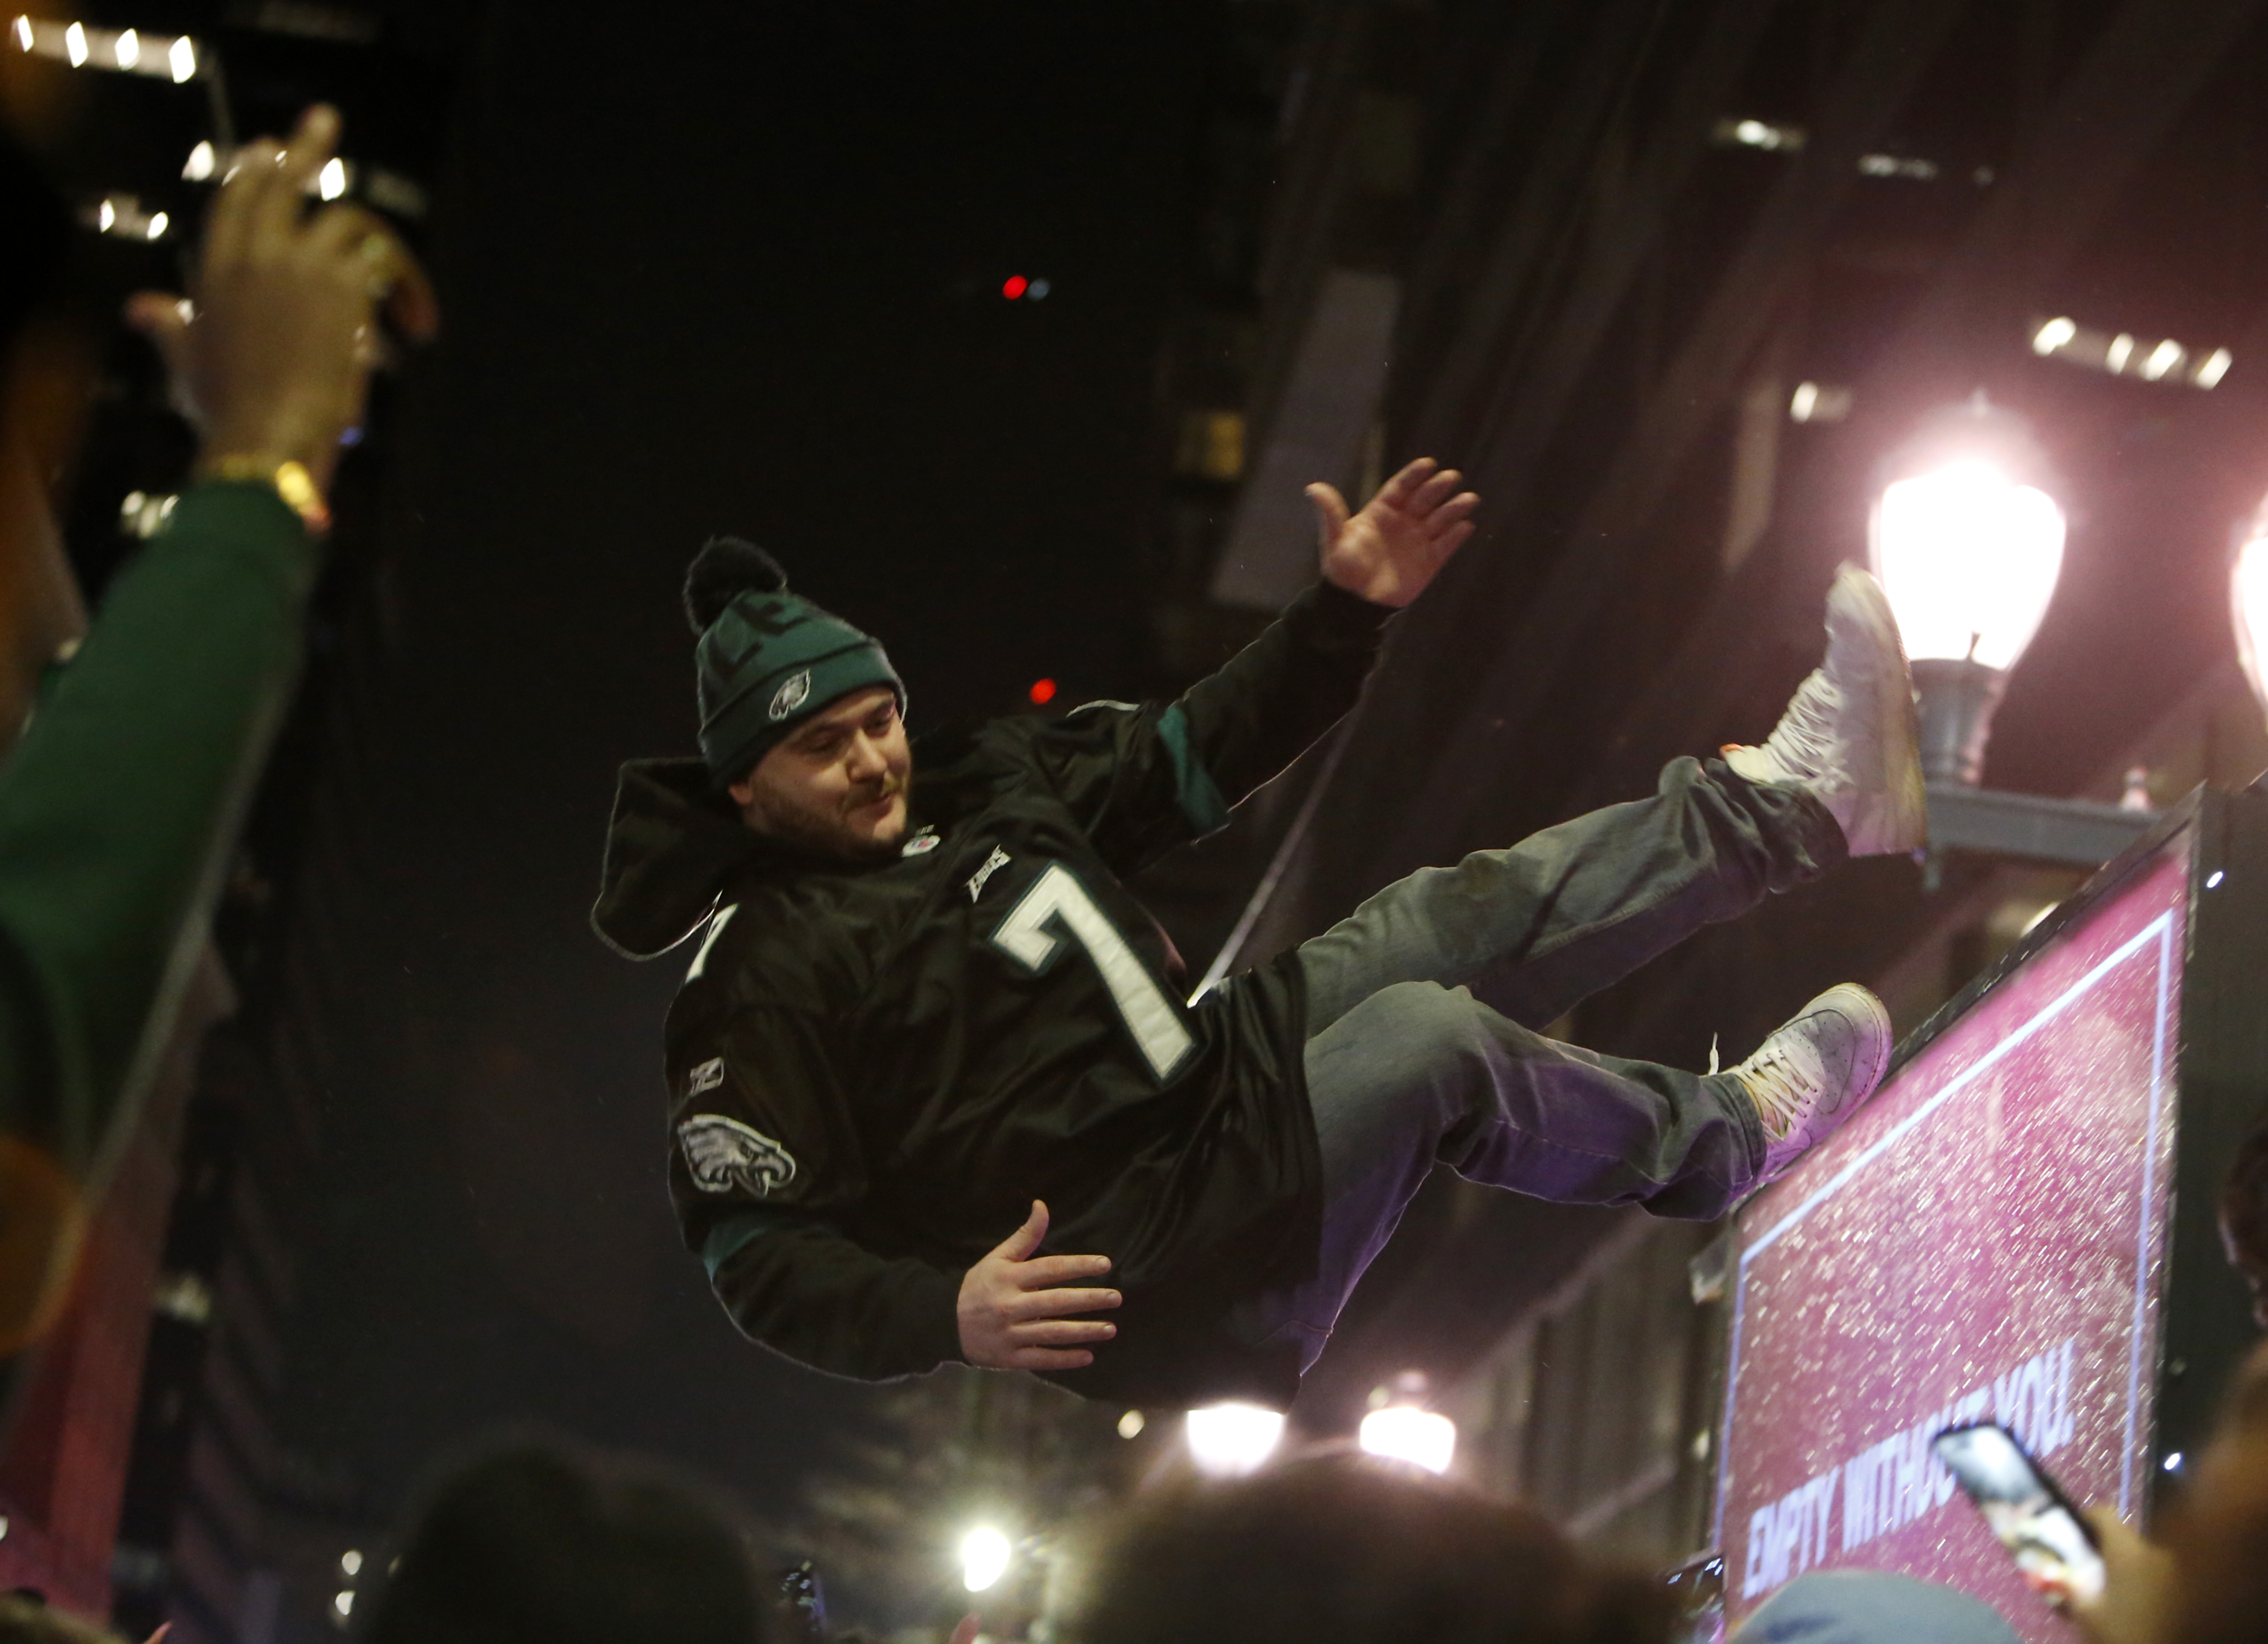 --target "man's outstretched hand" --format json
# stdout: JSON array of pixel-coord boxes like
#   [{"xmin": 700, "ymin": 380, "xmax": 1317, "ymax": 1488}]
[
  {"xmin": 958, "ymin": 1200, "xmax": 1119, "ymax": 1371},
  {"xmin": 1308, "ymin": 457, "xmax": 1478, "ymax": 609}
]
